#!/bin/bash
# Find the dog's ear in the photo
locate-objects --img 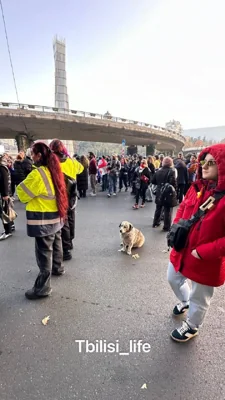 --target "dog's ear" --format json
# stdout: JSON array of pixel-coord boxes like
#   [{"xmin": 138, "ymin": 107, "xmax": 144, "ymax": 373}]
[
  {"xmin": 119, "ymin": 222, "xmax": 122, "ymax": 228},
  {"xmin": 129, "ymin": 223, "xmax": 134, "ymax": 231}
]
